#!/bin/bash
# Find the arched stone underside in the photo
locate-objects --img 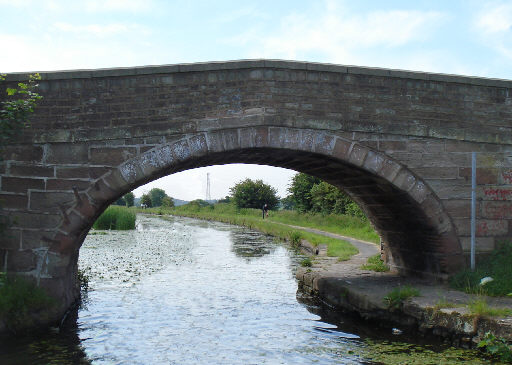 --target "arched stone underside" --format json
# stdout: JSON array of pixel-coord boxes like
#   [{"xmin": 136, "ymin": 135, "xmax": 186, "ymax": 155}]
[
  {"xmin": 1, "ymin": 59, "xmax": 511, "ymax": 321},
  {"xmin": 54, "ymin": 128, "xmax": 461, "ymax": 286}
]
